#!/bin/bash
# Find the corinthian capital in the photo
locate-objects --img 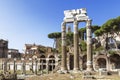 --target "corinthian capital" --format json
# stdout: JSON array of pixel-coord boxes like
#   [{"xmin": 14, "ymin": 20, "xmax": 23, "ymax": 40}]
[
  {"xmin": 61, "ymin": 22, "xmax": 66, "ymax": 26},
  {"xmin": 87, "ymin": 19, "xmax": 92, "ymax": 25},
  {"xmin": 74, "ymin": 21, "xmax": 78, "ymax": 26},
  {"xmin": 86, "ymin": 19, "xmax": 92, "ymax": 29}
]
